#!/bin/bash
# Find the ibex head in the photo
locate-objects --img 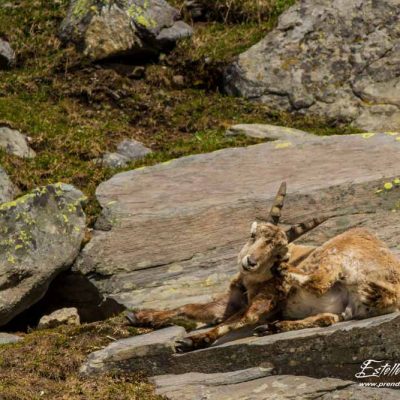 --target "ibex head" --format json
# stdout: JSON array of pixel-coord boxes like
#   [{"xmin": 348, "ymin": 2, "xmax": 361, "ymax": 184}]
[{"xmin": 238, "ymin": 182, "xmax": 326, "ymax": 278}]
